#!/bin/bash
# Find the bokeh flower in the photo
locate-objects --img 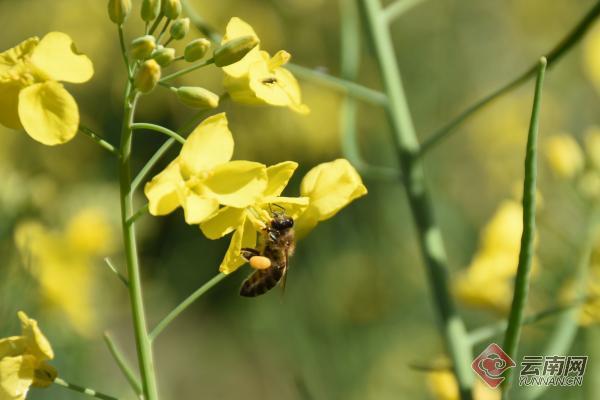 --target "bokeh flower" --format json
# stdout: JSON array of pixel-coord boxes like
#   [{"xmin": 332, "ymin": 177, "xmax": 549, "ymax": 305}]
[
  {"xmin": 220, "ymin": 17, "xmax": 309, "ymax": 114},
  {"xmin": 0, "ymin": 32, "xmax": 94, "ymax": 145},
  {"xmin": 427, "ymin": 370, "xmax": 499, "ymax": 400},
  {"xmin": 14, "ymin": 208, "xmax": 115, "ymax": 336},
  {"xmin": 454, "ymin": 200, "xmax": 539, "ymax": 313},
  {"xmin": 0, "ymin": 311, "xmax": 57, "ymax": 400},
  {"xmin": 144, "ymin": 113, "xmax": 268, "ymax": 224},
  {"xmin": 200, "ymin": 158, "xmax": 367, "ymax": 274},
  {"xmin": 544, "ymin": 134, "xmax": 584, "ymax": 178}
]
